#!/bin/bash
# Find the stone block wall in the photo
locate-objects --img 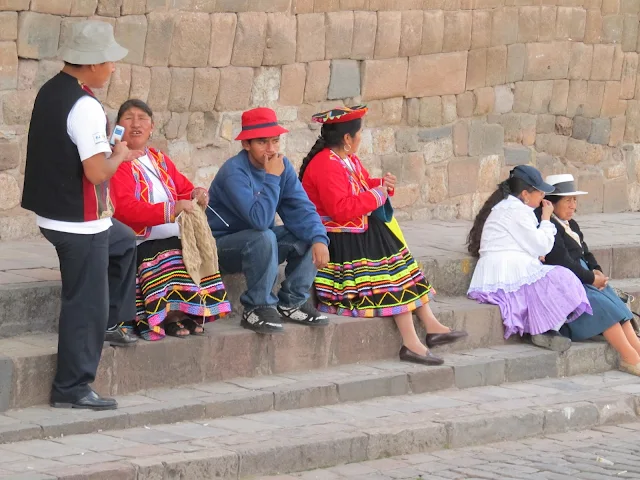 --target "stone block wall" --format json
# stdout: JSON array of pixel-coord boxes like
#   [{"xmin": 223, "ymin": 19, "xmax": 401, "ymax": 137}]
[{"xmin": 0, "ymin": 0, "xmax": 639, "ymax": 239}]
